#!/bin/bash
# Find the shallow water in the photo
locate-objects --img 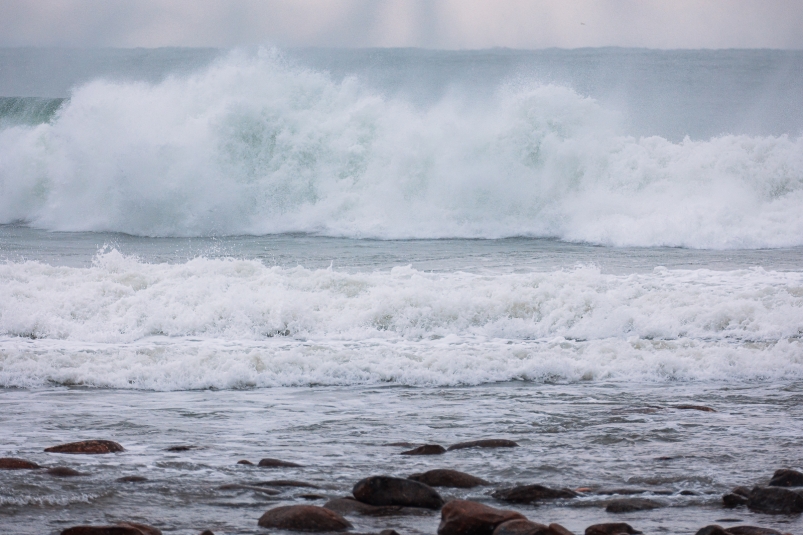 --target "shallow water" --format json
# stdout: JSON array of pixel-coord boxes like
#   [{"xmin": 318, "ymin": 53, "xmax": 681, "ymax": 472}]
[{"xmin": 1, "ymin": 382, "xmax": 802, "ymax": 534}]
